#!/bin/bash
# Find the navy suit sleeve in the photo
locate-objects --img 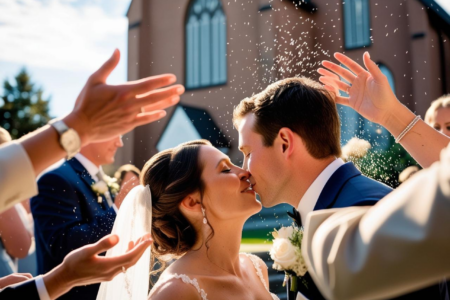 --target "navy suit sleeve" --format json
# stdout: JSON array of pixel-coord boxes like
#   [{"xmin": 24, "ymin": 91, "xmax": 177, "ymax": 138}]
[
  {"xmin": 0, "ymin": 279, "xmax": 40, "ymax": 299},
  {"xmin": 31, "ymin": 172, "xmax": 115, "ymax": 262}
]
